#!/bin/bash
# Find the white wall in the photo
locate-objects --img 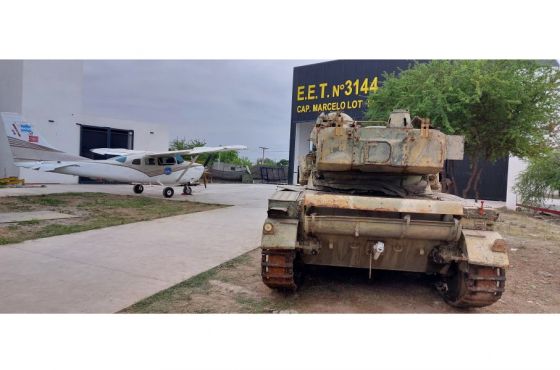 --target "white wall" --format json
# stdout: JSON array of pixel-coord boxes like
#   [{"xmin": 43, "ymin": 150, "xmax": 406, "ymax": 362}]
[
  {"xmin": 0, "ymin": 61, "xmax": 23, "ymax": 113},
  {"xmin": 293, "ymin": 122, "xmax": 314, "ymax": 183},
  {"xmin": 506, "ymin": 156, "xmax": 528, "ymax": 209},
  {"xmin": 0, "ymin": 61, "xmax": 23, "ymax": 178}
]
